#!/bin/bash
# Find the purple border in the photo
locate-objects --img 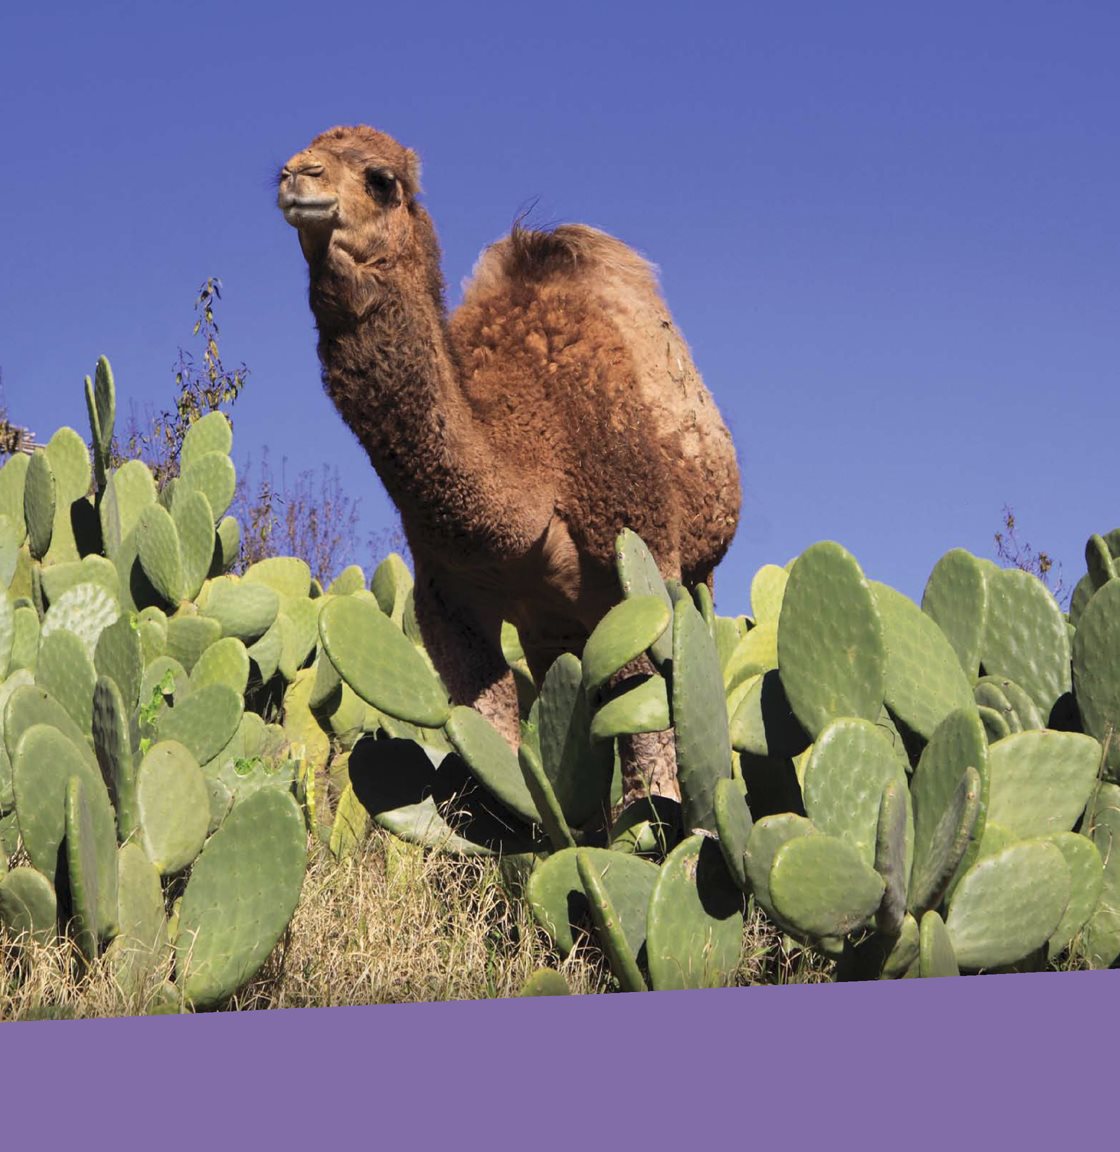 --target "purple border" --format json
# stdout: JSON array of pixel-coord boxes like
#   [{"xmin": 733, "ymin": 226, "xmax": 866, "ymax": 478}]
[{"xmin": 4, "ymin": 971, "xmax": 1112, "ymax": 1142}]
